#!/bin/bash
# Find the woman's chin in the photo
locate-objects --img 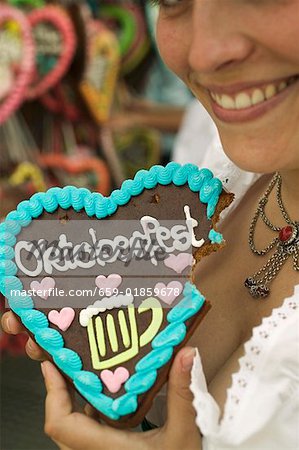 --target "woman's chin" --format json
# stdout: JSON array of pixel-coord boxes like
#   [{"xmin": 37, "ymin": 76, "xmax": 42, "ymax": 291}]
[{"xmin": 221, "ymin": 144, "xmax": 286, "ymax": 175}]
